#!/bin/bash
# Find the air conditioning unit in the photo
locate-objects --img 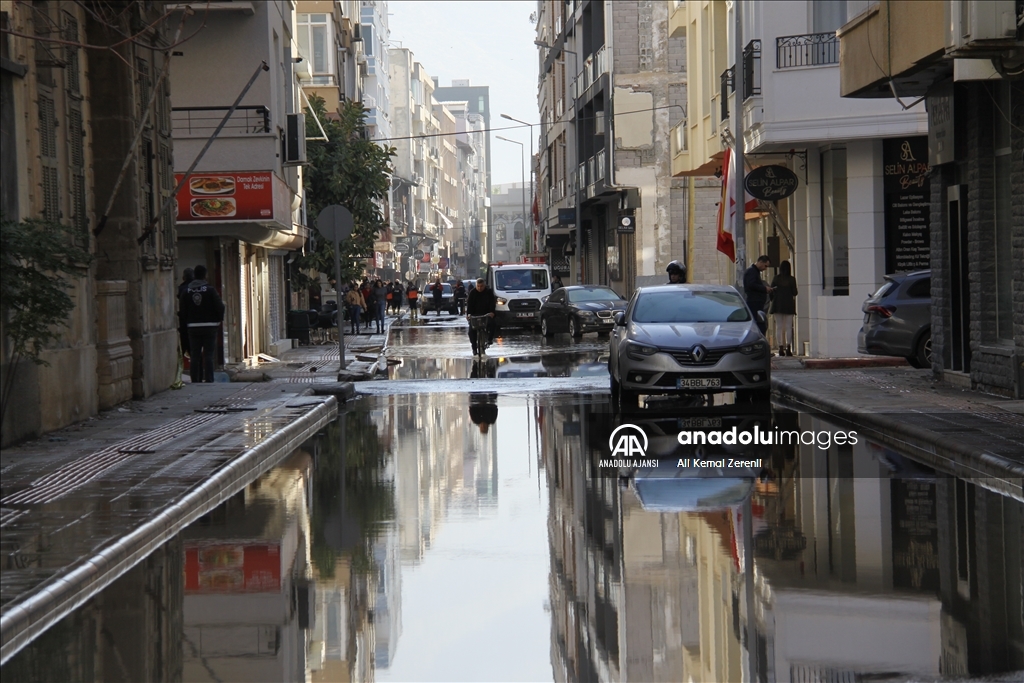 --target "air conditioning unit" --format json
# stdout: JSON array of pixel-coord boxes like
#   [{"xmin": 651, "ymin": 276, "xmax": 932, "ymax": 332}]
[
  {"xmin": 284, "ymin": 113, "xmax": 307, "ymax": 165},
  {"xmin": 947, "ymin": 0, "xmax": 1018, "ymax": 56},
  {"xmin": 412, "ymin": 174, "xmax": 422, "ymax": 185}
]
